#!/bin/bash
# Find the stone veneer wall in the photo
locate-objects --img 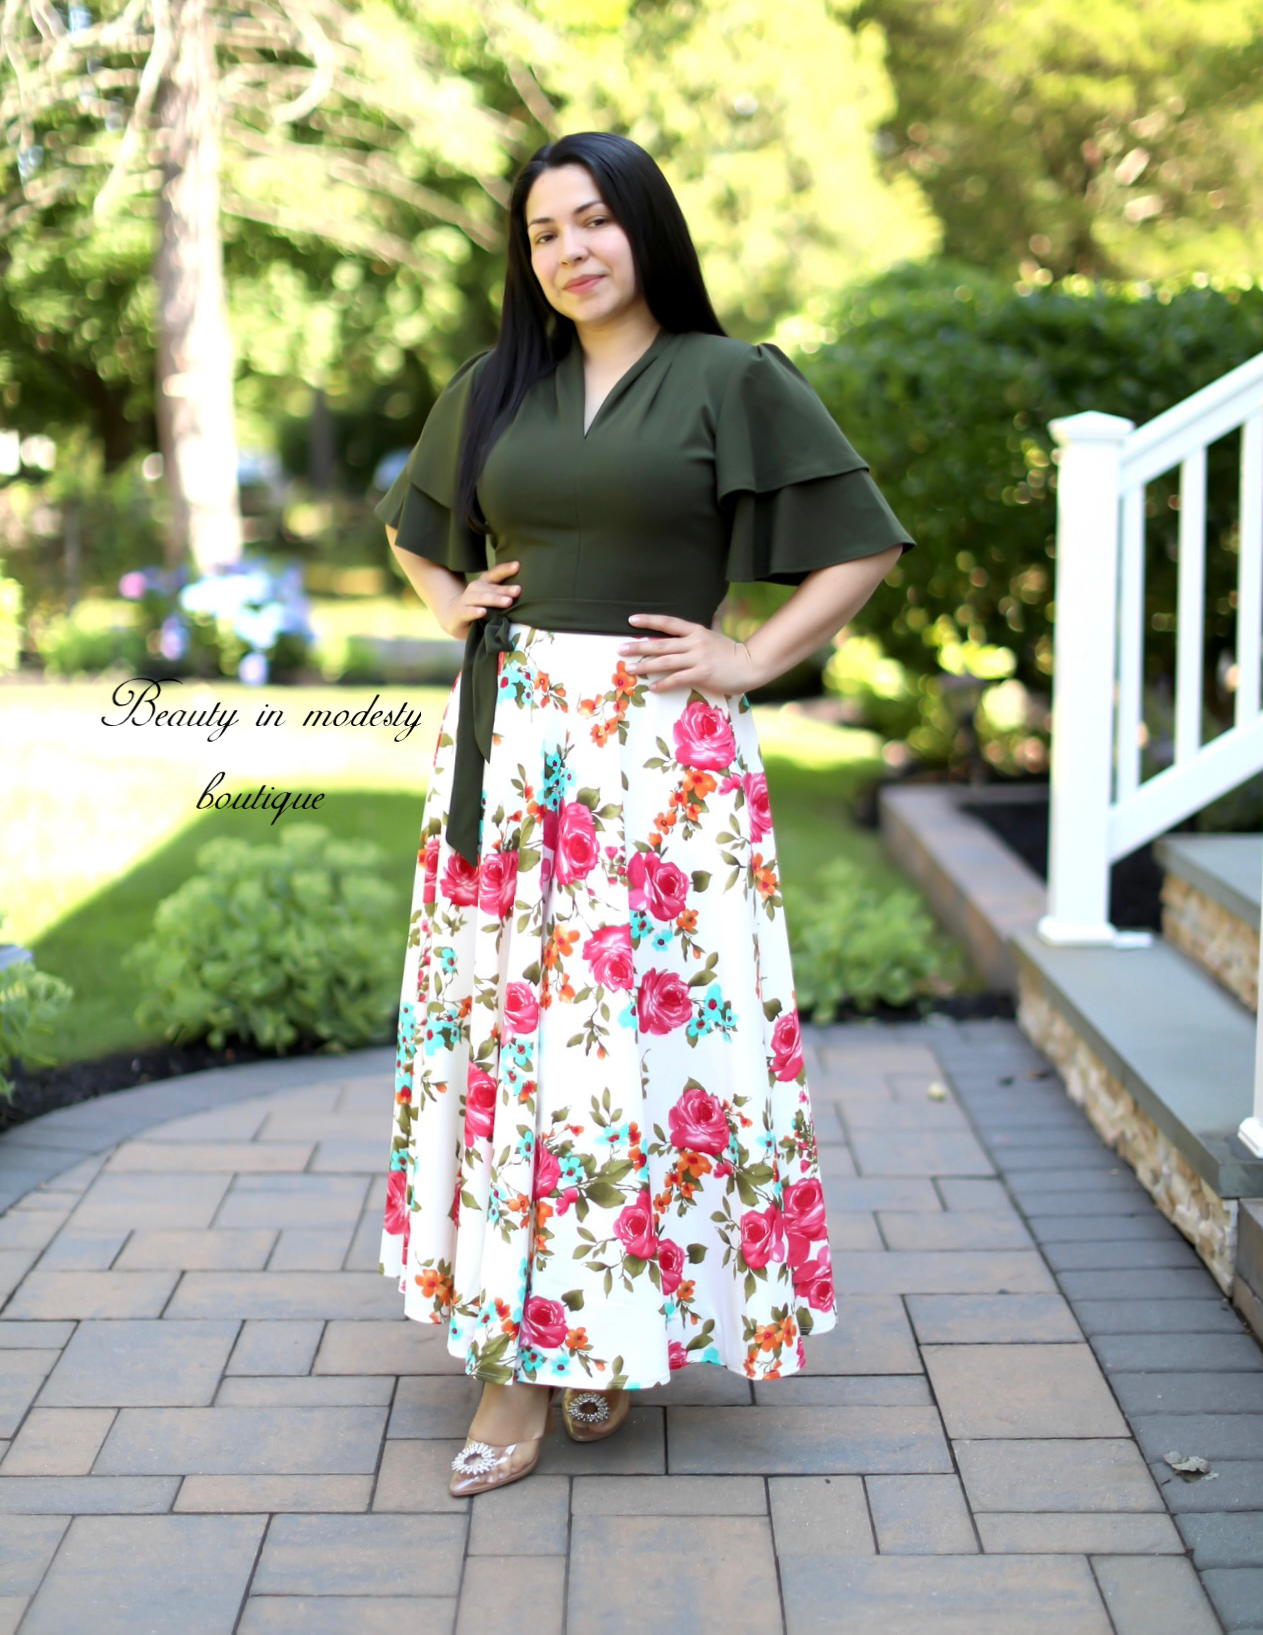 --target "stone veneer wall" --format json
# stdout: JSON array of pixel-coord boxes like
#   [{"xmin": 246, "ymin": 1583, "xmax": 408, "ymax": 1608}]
[
  {"xmin": 1161, "ymin": 875, "xmax": 1259, "ymax": 1012},
  {"xmin": 1017, "ymin": 975, "xmax": 1239, "ymax": 1294}
]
